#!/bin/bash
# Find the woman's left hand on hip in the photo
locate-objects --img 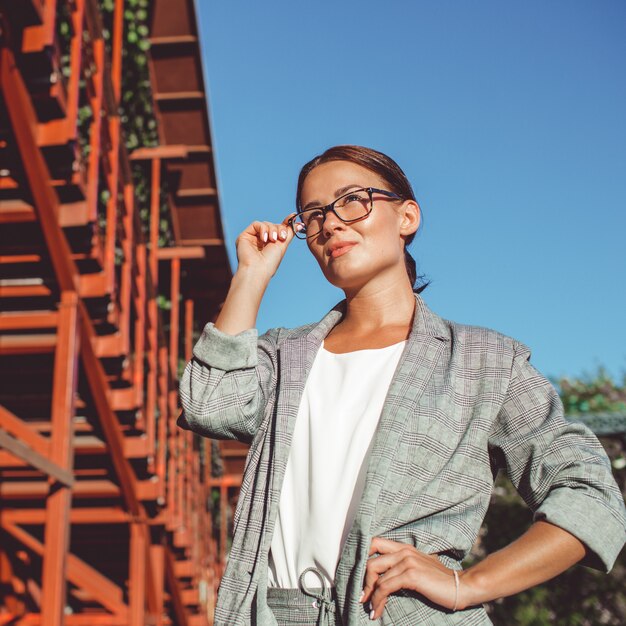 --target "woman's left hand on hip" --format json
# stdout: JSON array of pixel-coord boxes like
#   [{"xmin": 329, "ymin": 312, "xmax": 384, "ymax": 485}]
[{"xmin": 361, "ymin": 536, "xmax": 464, "ymax": 620}]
